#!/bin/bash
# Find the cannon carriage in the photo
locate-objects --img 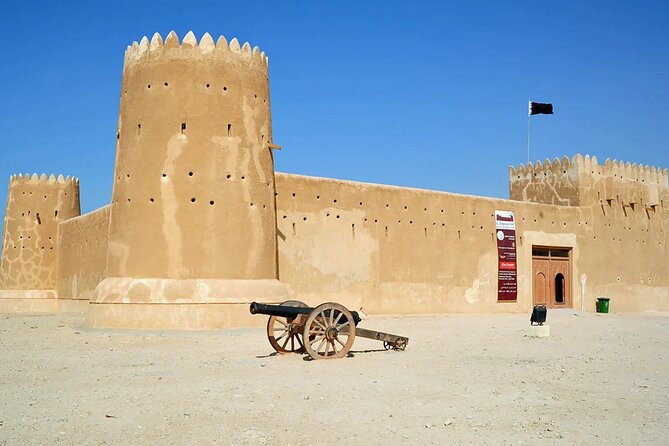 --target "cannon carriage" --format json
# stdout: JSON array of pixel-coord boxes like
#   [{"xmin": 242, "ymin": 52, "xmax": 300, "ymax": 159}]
[{"xmin": 250, "ymin": 301, "xmax": 409, "ymax": 360}]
